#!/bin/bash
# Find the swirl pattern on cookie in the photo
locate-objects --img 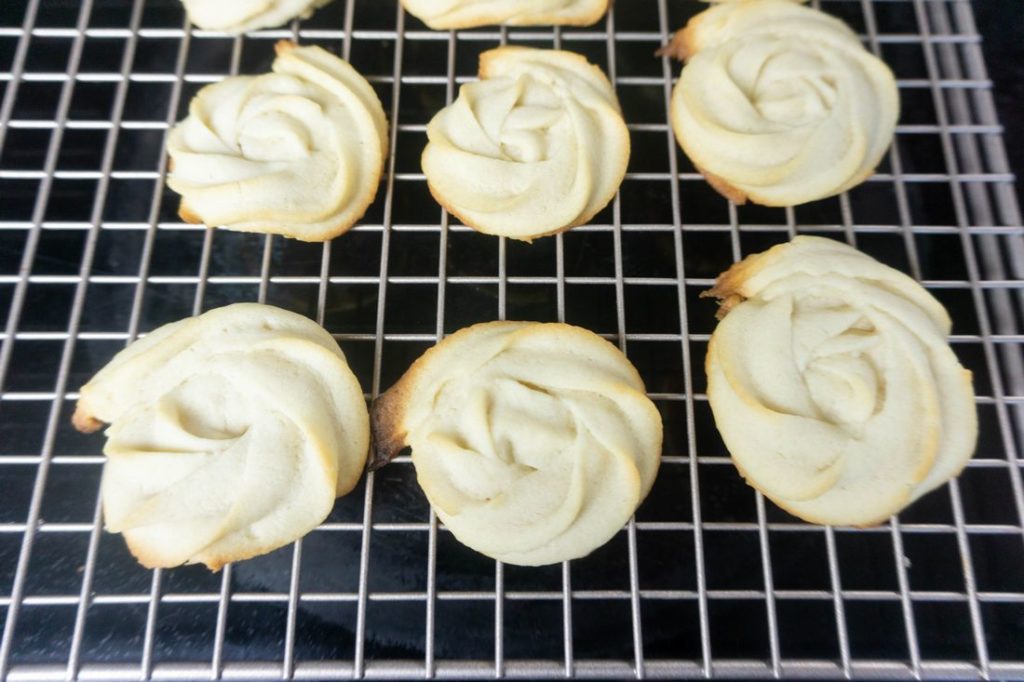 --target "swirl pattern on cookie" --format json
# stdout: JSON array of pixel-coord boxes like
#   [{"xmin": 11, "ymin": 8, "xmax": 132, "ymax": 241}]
[
  {"xmin": 422, "ymin": 47, "xmax": 629, "ymax": 240},
  {"xmin": 182, "ymin": 0, "xmax": 332, "ymax": 33},
  {"xmin": 167, "ymin": 41, "xmax": 387, "ymax": 242},
  {"xmin": 401, "ymin": 0, "xmax": 608, "ymax": 29},
  {"xmin": 372, "ymin": 321, "xmax": 662, "ymax": 565},
  {"xmin": 666, "ymin": 0, "xmax": 898, "ymax": 206},
  {"xmin": 706, "ymin": 237, "xmax": 976, "ymax": 526},
  {"xmin": 73, "ymin": 303, "xmax": 370, "ymax": 570}
]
